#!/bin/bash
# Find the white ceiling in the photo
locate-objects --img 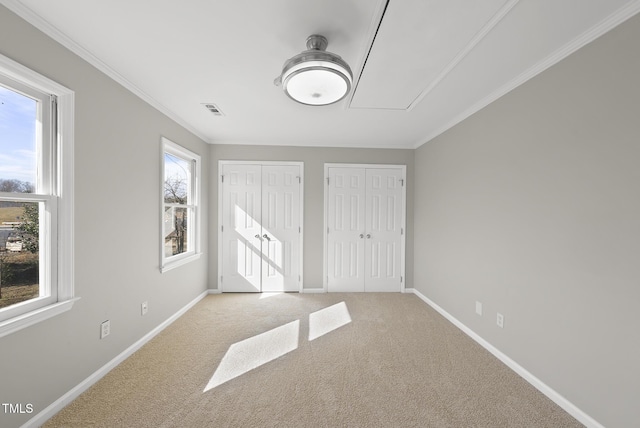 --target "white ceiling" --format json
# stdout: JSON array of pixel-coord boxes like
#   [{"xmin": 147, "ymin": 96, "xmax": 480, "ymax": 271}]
[{"xmin": 4, "ymin": 0, "xmax": 640, "ymax": 148}]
